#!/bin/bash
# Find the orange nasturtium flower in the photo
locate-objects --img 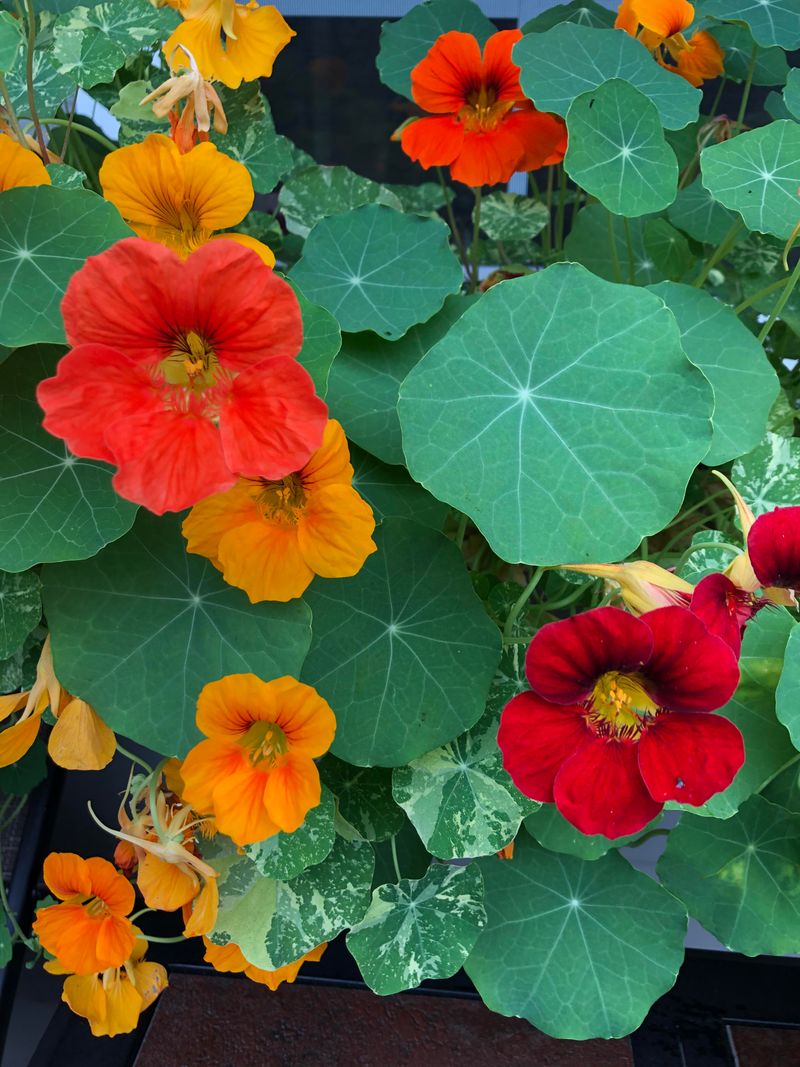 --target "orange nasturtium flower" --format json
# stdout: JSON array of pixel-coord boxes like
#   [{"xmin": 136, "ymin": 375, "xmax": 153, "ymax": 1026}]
[
  {"xmin": 99, "ymin": 133, "xmax": 274, "ymax": 266},
  {"xmin": 180, "ymin": 674, "xmax": 336, "ymax": 847},
  {"xmin": 615, "ymin": 0, "xmax": 723, "ymax": 86},
  {"xmin": 45, "ymin": 932, "xmax": 167, "ymax": 1038},
  {"xmin": 400, "ymin": 29, "xmax": 567, "ymax": 188},
  {"xmin": 163, "ymin": 0, "xmax": 295, "ymax": 90},
  {"xmin": 203, "ymin": 938, "xmax": 327, "ymax": 989},
  {"xmin": 0, "ymin": 132, "xmax": 51, "ymax": 192},
  {"xmin": 183, "ymin": 419, "xmax": 377, "ymax": 603},
  {"xmin": 140, "ymin": 52, "xmax": 227, "ymax": 154},
  {"xmin": 0, "ymin": 636, "xmax": 116, "ymax": 771},
  {"xmin": 33, "ymin": 854, "xmax": 137, "ymax": 975}
]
